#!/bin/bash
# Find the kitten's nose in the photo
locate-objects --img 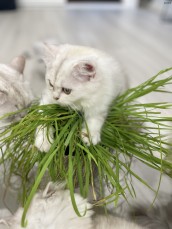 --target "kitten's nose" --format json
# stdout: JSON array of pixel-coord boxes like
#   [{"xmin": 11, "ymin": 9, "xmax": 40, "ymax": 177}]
[{"xmin": 53, "ymin": 96, "xmax": 59, "ymax": 100}]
